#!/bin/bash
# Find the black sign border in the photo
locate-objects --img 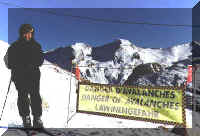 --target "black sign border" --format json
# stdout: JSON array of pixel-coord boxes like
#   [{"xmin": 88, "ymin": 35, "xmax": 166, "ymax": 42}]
[{"xmin": 76, "ymin": 82, "xmax": 187, "ymax": 127}]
